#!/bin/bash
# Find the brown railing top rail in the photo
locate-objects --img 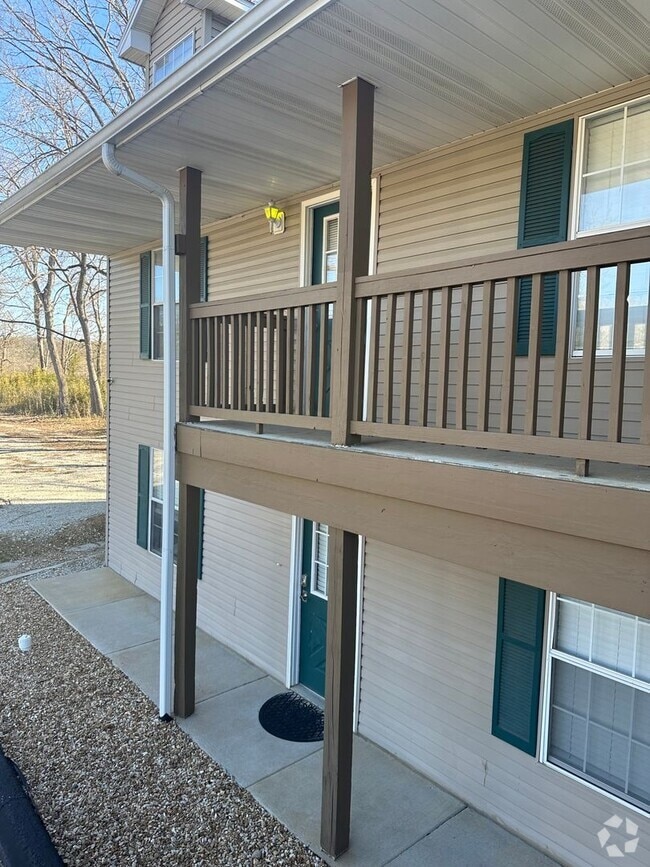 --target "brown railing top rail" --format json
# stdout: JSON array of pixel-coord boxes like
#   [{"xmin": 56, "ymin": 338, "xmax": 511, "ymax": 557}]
[
  {"xmin": 189, "ymin": 282, "xmax": 337, "ymax": 318},
  {"xmin": 355, "ymin": 225, "xmax": 650, "ymax": 298}
]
